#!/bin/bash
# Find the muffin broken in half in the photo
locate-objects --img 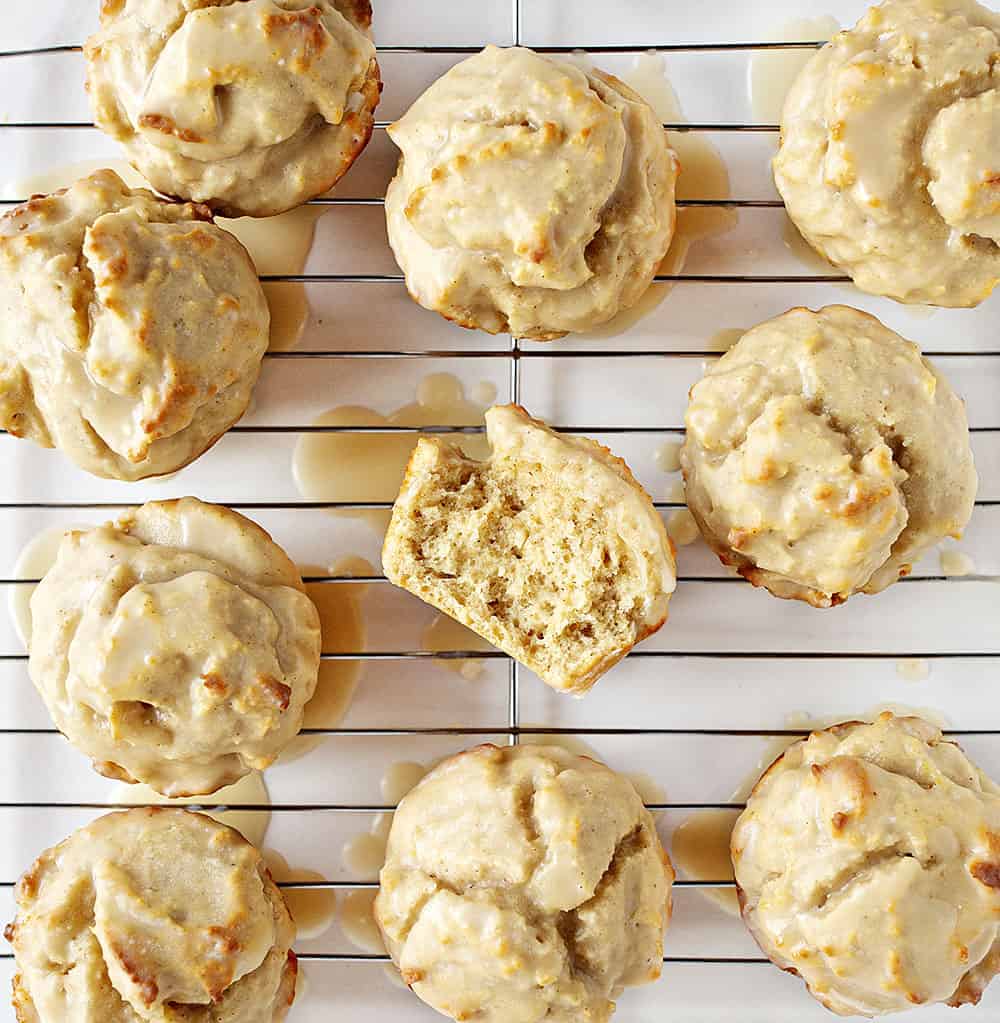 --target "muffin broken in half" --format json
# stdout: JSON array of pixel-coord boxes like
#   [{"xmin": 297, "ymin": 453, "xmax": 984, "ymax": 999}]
[{"xmin": 382, "ymin": 405, "xmax": 676, "ymax": 695}]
